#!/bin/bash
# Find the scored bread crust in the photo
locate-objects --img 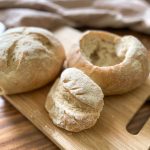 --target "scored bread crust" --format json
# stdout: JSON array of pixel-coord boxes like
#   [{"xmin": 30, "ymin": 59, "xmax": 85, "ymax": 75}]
[
  {"xmin": 65, "ymin": 31, "xmax": 149, "ymax": 95},
  {"xmin": 45, "ymin": 68, "xmax": 104, "ymax": 132},
  {"xmin": 0, "ymin": 27, "xmax": 65, "ymax": 95}
]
